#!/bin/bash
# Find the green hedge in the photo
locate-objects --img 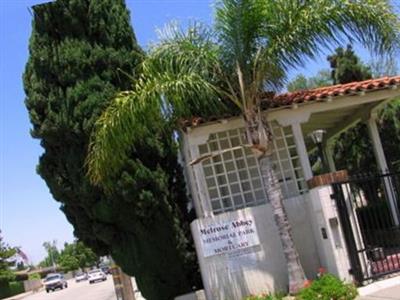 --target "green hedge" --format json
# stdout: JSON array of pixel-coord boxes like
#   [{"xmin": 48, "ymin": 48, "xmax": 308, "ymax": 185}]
[
  {"xmin": 28, "ymin": 273, "xmax": 41, "ymax": 280},
  {"xmin": 296, "ymin": 274, "xmax": 357, "ymax": 300},
  {"xmin": 0, "ymin": 281, "xmax": 25, "ymax": 299}
]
